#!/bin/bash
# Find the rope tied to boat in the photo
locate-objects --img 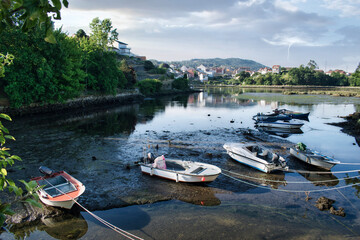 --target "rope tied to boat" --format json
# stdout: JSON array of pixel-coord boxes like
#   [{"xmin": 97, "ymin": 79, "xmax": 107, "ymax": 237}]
[
  {"xmin": 220, "ymin": 172, "xmax": 360, "ymax": 193},
  {"xmin": 41, "ymin": 178, "xmax": 144, "ymax": 240},
  {"xmin": 220, "ymin": 168, "xmax": 360, "ymax": 184}
]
